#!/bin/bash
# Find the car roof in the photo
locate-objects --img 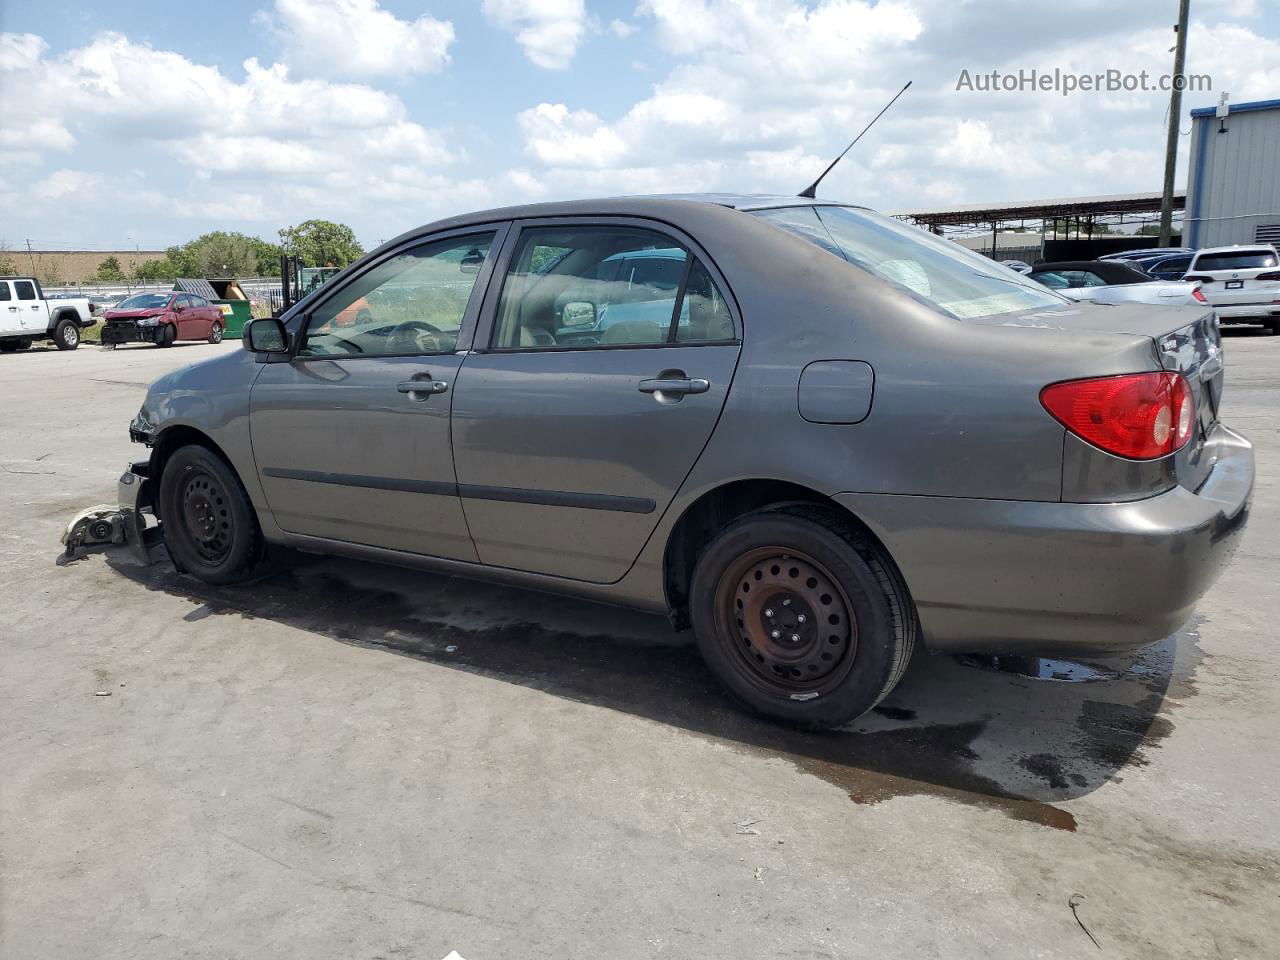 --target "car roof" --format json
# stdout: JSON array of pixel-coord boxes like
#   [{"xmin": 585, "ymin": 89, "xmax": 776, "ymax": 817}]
[
  {"xmin": 378, "ymin": 194, "xmax": 868, "ymax": 253},
  {"xmin": 1193, "ymin": 244, "xmax": 1278, "ymax": 255}
]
